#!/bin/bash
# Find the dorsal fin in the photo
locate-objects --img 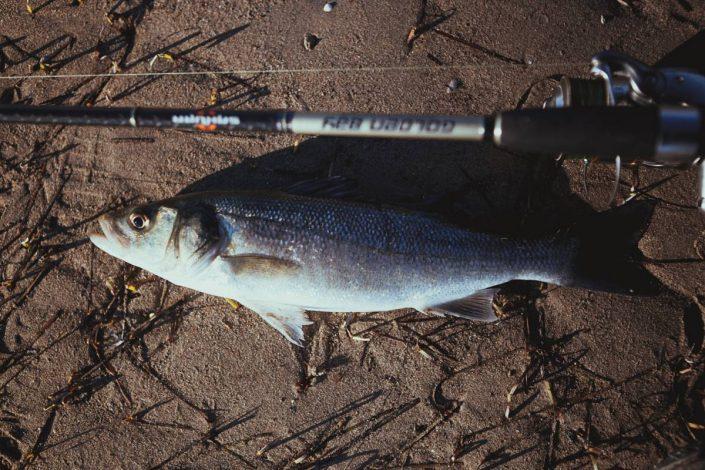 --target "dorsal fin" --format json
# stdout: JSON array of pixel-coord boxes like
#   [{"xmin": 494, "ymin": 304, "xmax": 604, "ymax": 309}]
[{"xmin": 283, "ymin": 176, "xmax": 358, "ymax": 200}]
